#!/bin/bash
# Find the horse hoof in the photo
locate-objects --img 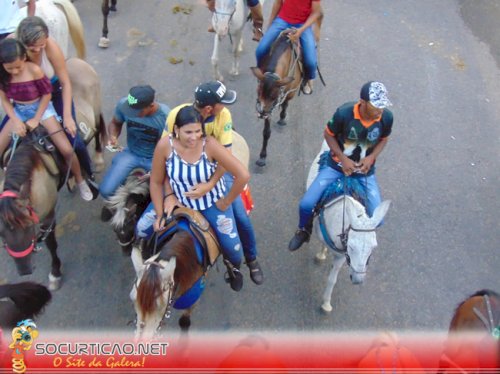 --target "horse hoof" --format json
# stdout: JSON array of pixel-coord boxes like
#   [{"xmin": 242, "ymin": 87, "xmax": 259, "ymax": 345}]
[
  {"xmin": 98, "ymin": 37, "xmax": 110, "ymax": 48},
  {"xmin": 110, "ymin": 5, "xmax": 117, "ymax": 11},
  {"xmin": 179, "ymin": 315, "xmax": 191, "ymax": 331},
  {"xmin": 93, "ymin": 154, "xmax": 105, "ymax": 173},
  {"xmin": 321, "ymin": 303, "xmax": 333, "ymax": 313},
  {"xmin": 66, "ymin": 176, "xmax": 76, "ymax": 192},
  {"xmin": 48, "ymin": 273, "xmax": 62, "ymax": 291},
  {"xmin": 315, "ymin": 252, "xmax": 327, "ymax": 262},
  {"xmin": 255, "ymin": 158, "xmax": 266, "ymax": 167},
  {"xmin": 277, "ymin": 119, "xmax": 287, "ymax": 127}
]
